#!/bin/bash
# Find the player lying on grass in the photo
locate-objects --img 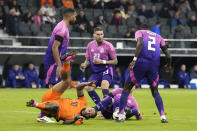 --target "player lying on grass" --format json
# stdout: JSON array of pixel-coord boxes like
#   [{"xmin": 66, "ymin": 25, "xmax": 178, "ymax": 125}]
[
  {"xmin": 26, "ymin": 52, "xmax": 97, "ymax": 125},
  {"xmin": 81, "ymin": 88, "xmax": 142, "ymax": 120}
]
